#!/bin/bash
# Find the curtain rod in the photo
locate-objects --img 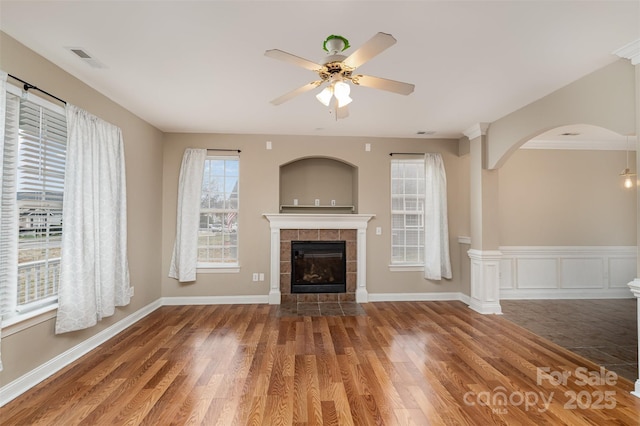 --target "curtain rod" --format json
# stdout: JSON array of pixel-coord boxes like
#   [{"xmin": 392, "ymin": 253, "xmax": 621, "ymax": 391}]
[
  {"xmin": 8, "ymin": 74, "xmax": 67, "ymax": 105},
  {"xmin": 389, "ymin": 152, "xmax": 425, "ymax": 156},
  {"xmin": 207, "ymin": 148, "xmax": 241, "ymax": 153}
]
